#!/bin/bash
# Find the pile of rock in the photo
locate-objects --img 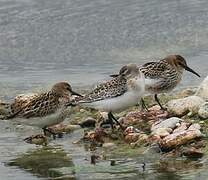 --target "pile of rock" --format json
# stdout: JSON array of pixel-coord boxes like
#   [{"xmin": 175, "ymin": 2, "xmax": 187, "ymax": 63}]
[{"xmin": 167, "ymin": 75, "xmax": 208, "ymax": 119}]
